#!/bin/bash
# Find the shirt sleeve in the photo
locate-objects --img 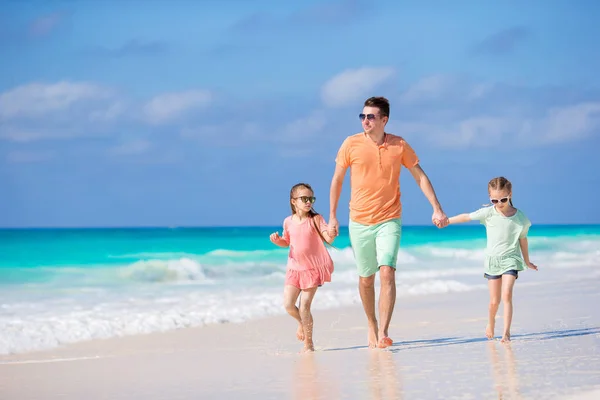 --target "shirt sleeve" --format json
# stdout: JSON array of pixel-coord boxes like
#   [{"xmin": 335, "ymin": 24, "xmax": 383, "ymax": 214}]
[
  {"xmin": 401, "ymin": 140, "xmax": 420, "ymax": 168},
  {"xmin": 317, "ymin": 214, "xmax": 329, "ymax": 233},
  {"xmin": 469, "ymin": 207, "xmax": 491, "ymax": 225},
  {"xmin": 335, "ymin": 138, "xmax": 351, "ymax": 168},
  {"xmin": 519, "ymin": 213, "xmax": 532, "ymax": 238}
]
